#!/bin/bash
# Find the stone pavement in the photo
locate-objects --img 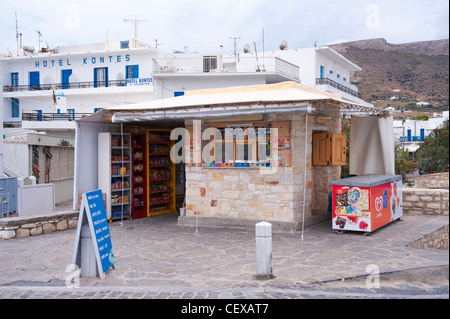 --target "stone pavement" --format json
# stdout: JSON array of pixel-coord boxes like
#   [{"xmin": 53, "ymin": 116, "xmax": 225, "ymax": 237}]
[{"xmin": 0, "ymin": 213, "xmax": 448, "ymax": 299}]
